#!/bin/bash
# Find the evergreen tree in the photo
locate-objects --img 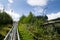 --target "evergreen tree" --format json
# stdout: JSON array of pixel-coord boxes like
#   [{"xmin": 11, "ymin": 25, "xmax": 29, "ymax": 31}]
[
  {"xmin": 19, "ymin": 15, "xmax": 26, "ymax": 23},
  {"xmin": 26, "ymin": 12, "xmax": 34, "ymax": 23},
  {"xmin": 0, "ymin": 11, "xmax": 13, "ymax": 25}
]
